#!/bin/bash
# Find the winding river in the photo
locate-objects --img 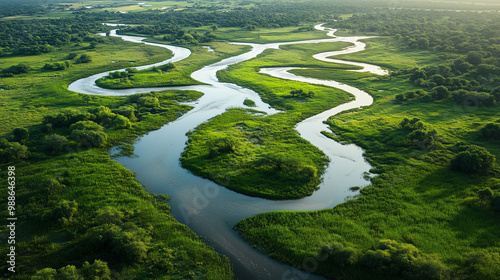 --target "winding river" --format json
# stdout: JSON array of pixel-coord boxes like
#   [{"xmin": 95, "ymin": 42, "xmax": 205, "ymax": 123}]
[{"xmin": 68, "ymin": 24, "xmax": 387, "ymax": 280}]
